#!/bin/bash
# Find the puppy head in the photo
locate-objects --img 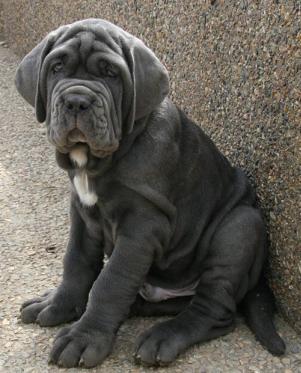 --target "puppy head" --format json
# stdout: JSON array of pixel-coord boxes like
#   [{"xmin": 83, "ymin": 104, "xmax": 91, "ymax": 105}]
[{"xmin": 15, "ymin": 19, "xmax": 169, "ymax": 158}]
